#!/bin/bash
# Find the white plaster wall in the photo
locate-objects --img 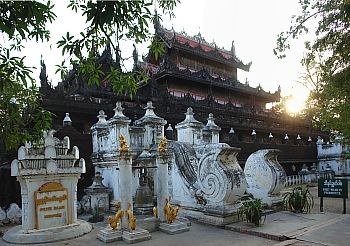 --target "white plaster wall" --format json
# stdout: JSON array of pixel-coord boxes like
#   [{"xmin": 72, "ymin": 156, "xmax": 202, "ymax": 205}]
[
  {"xmin": 318, "ymin": 159, "xmax": 350, "ymax": 175},
  {"xmin": 317, "ymin": 143, "xmax": 342, "ymax": 158}
]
